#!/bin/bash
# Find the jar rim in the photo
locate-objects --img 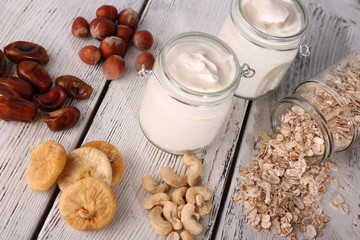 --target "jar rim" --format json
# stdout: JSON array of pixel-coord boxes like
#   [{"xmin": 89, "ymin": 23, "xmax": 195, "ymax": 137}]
[
  {"xmin": 159, "ymin": 31, "xmax": 241, "ymax": 100},
  {"xmin": 232, "ymin": 0, "xmax": 308, "ymax": 45},
  {"xmin": 271, "ymin": 96, "xmax": 334, "ymax": 164}
]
